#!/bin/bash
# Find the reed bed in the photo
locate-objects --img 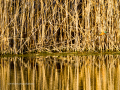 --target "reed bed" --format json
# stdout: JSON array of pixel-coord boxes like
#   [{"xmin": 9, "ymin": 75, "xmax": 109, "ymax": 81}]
[
  {"xmin": 0, "ymin": 0, "xmax": 120, "ymax": 54},
  {"xmin": 0, "ymin": 55, "xmax": 120, "ymax": 90}
]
